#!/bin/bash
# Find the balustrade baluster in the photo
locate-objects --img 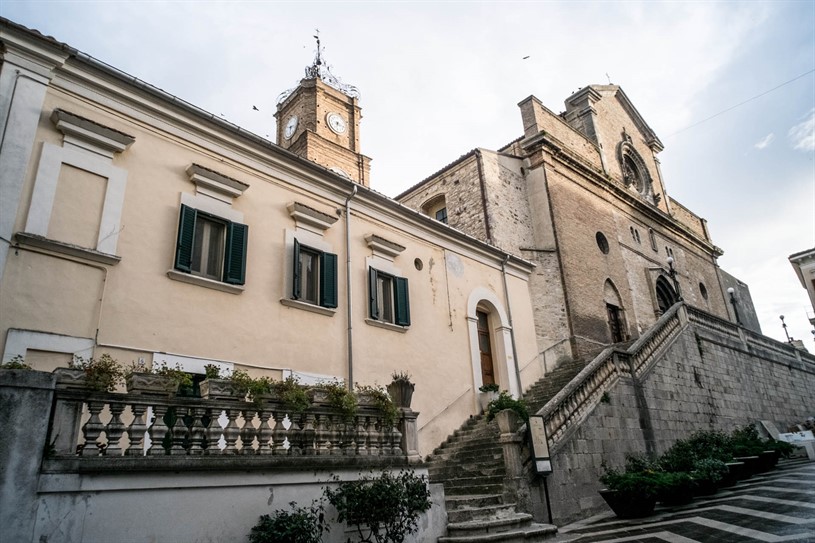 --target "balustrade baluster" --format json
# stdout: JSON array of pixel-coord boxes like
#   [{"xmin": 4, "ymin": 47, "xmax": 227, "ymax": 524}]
[
  {"xmin": 390, "ymin": 425, "xmax": 402, "ymax": 456},
  {"xmin": 302, "ymin": 412, "xmax": 316, "ymax": 455},
  {"xmin": 288, "ymin": 413, "xmax": 302, "ymax": 455},
  {"xmin": 329, "ymin": 415, "xmax": 343, "ymax": 456},
  {"xmin": 222, "ymin": 408, "xmax": 241, "ymax": 454},
  {"xmin": 104, "ymin": 402, "xmax": 126, "ymax": 456},
  {"xmin": 205, "ymin": 409, "xmax": 222, "ymax": 455},
  {"xmin": 240, "ymin": 408, "xmax": 258, "ymax": 454},
  {"xmin": 81, "ymin": 401, "xmax": 106, "ymax": 456},
  {"xmin": 126, "ymin": 403, "xmax": 148, "ymax": 456},
  {"xmin": 365, "ymin": 416, "xmax": 378, "ymax": 456},
  {"xmin": 148, "ymin": 404, "xmax": 169, "ymax": 456},
  {"xmin": 169, "ymin": 407, "xmax": 189, "ymax": 455},
  {"xmin": 272, "ymin": 412, "xmax": 288, "ymax": 455},
  {"xmin": 188, "ymin": 407, "xmax": 206, "ymax": 455},
  {"xmin": 256, "ymin": 409, "xmax": 273, "ymax": 454},
  {"xmin": 313, "ymin": 414, "xmax": 328, "ymax": 455},
  {"xmin": 342, "ymin": 421, "xmax": 356, "ymax": 456}
]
